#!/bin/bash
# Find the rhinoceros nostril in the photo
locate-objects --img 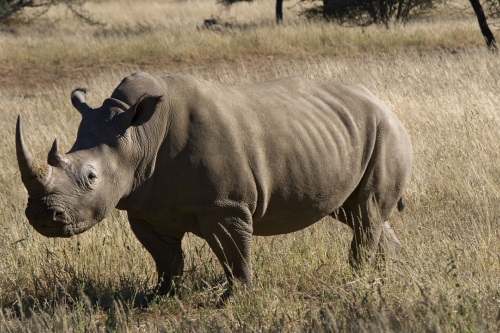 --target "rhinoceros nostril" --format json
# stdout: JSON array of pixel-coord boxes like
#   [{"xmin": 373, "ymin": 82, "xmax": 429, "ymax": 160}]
[{"xmin": 51, "ymin": 207, "xmax": 67, "ymax": 224}]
